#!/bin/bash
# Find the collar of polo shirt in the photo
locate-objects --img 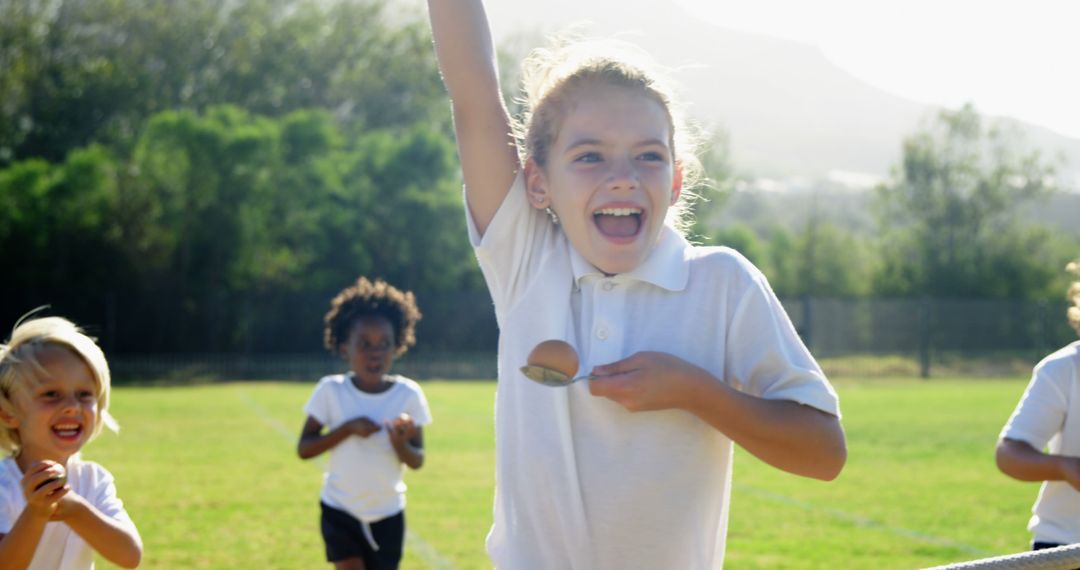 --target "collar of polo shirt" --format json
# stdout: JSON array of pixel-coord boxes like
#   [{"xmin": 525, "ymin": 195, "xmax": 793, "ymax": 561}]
[{"xmin": 569, "ymin": 225, "xmax": 690, "ymax": 292}]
